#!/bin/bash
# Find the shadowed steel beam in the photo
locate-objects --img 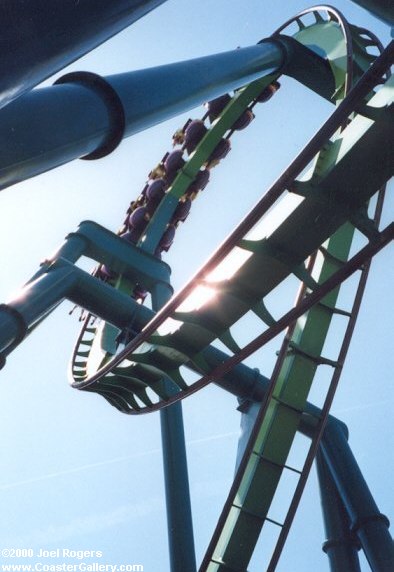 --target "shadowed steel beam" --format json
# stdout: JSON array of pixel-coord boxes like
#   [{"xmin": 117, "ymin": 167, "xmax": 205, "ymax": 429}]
[
  {"xmin": 160, "ymin": 399, "xmax": 197, "ymax": 572},
  {"xmin": 0, "ymin": 0, "xmax": 168, "ymax": 110},
  {"xmin": 0, "ymin": 265, "xmax": 79, "ymax": 361},
  {"xmin": 321, "ymin": 423, "xmax": 394, "ymax": 572},
  {"xmin": 0, "ymin": 259, "xmax": 346, "ymax": 440},
  {"xmin": 0, "ymin": 260, "xmax": 150, "ymax": 359},
  {"xmin": 350, "ymin": 0, "xmax": 394, "ymax": 25},
  {"xmin": 151, "ymin": 285, "xmax": 197, "ymax": 572},
  {"xmin": 316, "ymin": 449, "xmax": 362, "ymax": 572},
  {"xmin": 0, "ymin": 41, "xmax": 285, "ymax": 191}
]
